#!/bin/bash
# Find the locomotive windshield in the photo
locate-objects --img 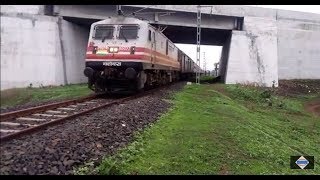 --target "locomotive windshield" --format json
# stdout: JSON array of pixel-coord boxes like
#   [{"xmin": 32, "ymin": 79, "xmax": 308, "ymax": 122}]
[
  {"xmin": 93, "ymin": 25, "xmax": 114, "ymax": 40},
  {"xmin": 119, "ymin": 25, "xmax": 138, "ymax": 40}
]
